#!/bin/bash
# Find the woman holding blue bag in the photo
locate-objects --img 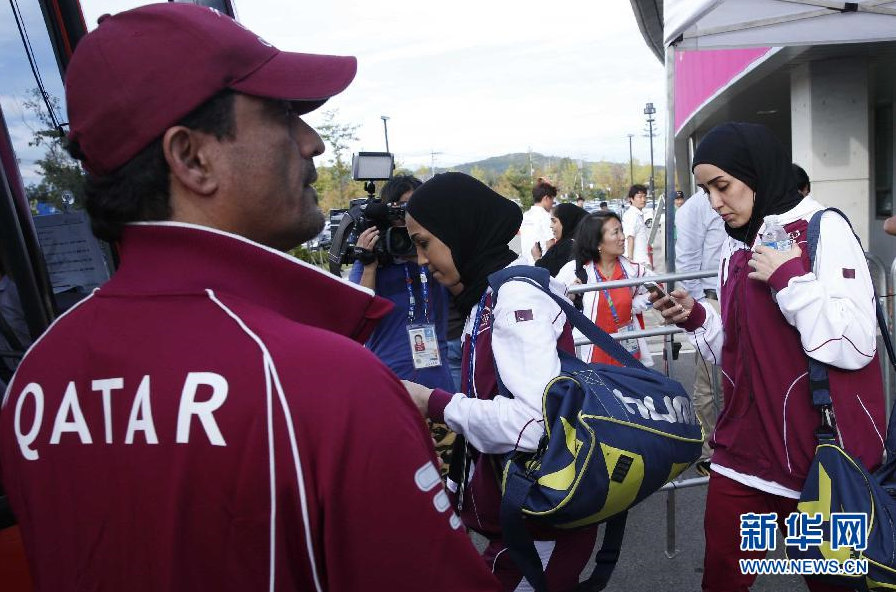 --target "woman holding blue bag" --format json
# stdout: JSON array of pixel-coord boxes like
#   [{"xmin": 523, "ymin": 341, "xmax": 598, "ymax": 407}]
[
  {"xmin": 654, "ymin": 122, "xmax": 885, "ymax": 591},
  {"xmin": 401, "ymin": 172, "xmax": 598, "ymax": 591}
]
